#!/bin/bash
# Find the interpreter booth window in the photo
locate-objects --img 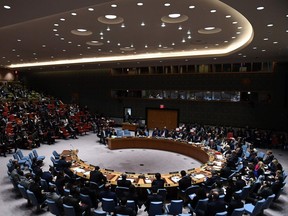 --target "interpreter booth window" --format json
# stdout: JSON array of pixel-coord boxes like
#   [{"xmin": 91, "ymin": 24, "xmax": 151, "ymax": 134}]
[
  {"xmin": 187, "ymin": 91, "xmax": 196, "ymax": 100},
  {"xmin": 195, "ymin": 92, "xmax": 204, "ymax": 101},
  {"xmin": 162, "ymin": 90, "xmax": 171, "ymax": 99},
  {"xmin": 204, "ymin": 91, "xmax": 212, "ymax": 101},
  {"xmin": 170, "ymin": 90, "xmax": 179, "ymax": 99}
]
